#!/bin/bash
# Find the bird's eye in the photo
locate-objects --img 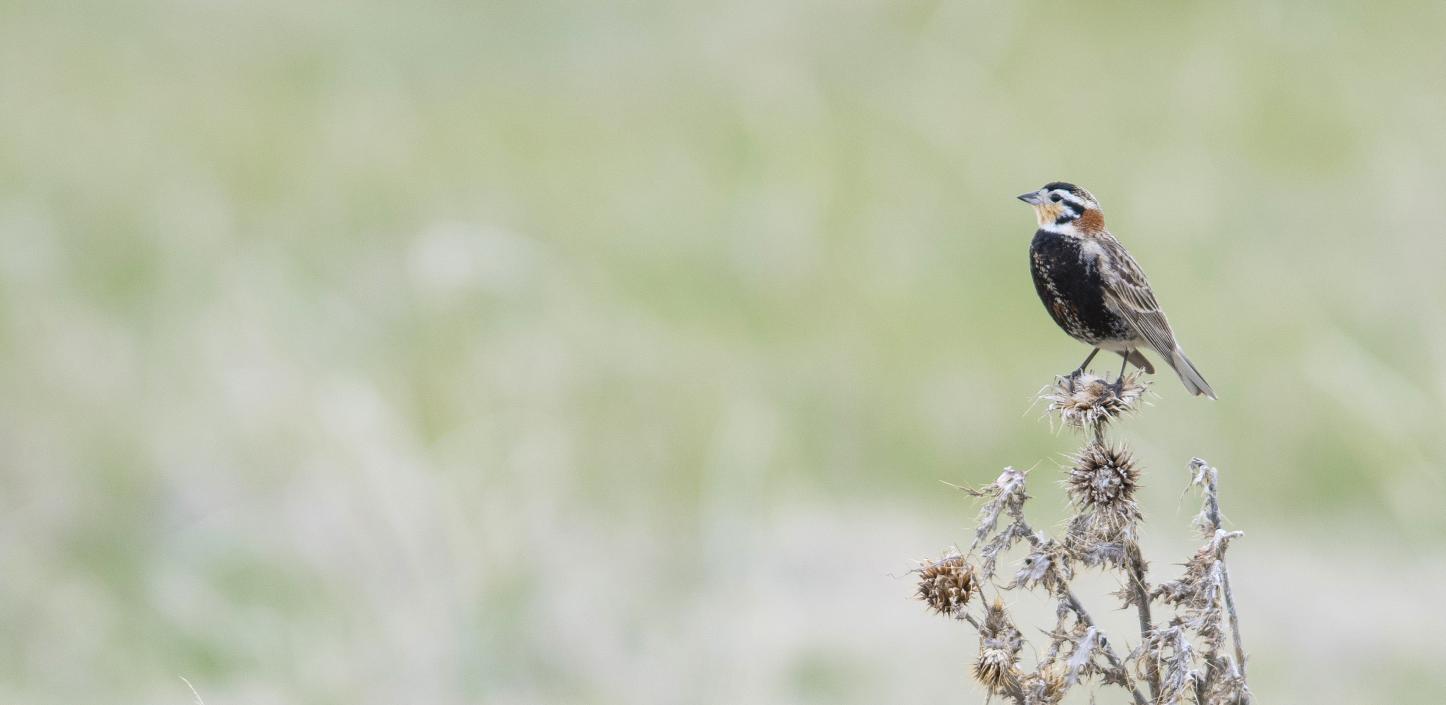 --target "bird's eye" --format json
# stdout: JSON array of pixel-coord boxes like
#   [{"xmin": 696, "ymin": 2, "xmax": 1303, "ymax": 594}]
[{"xmin": 1049, "ymin": 194, "xmax": 1062, "ymax": 203}]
